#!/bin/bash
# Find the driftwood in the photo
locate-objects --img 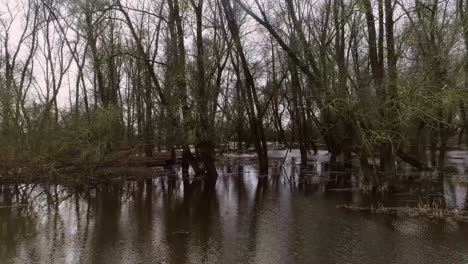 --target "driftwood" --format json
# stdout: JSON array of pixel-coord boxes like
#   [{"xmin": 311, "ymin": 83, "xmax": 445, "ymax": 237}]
[
  {"xmin": 338, "ymin": 204, "xmax": 468, "ymax": 222},
  {"xmin": 396, "ymin": 150, "xmax": 433, "ymax": 171}
]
